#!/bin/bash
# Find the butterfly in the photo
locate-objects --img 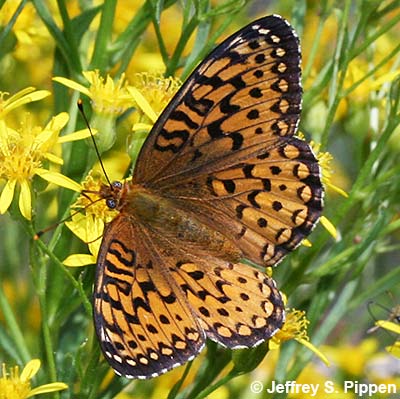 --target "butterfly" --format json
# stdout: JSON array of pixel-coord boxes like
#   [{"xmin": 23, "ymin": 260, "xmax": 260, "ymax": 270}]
[{"xmin": 93, "ymin": 14, "xmax": 323, "ymax": 379}]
